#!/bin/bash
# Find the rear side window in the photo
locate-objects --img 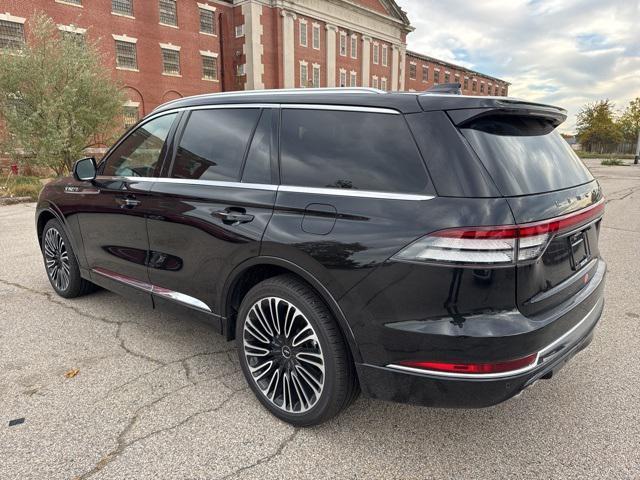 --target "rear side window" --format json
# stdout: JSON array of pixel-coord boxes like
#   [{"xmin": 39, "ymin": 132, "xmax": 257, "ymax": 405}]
[
  {"xmin": 461, "ymin": 116, "xmax": 593, "ymax": 196},
  {"xmin": 280, "ymin": 109, "xmax": 430, "ymax": 193},
  {"xmin": 171, "ymin": 108, "xmax": 260, "ymax": 181}
]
